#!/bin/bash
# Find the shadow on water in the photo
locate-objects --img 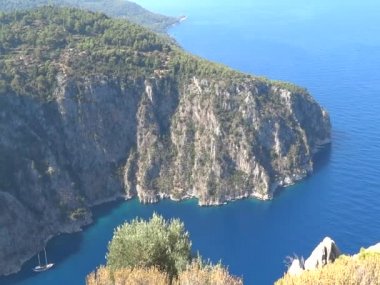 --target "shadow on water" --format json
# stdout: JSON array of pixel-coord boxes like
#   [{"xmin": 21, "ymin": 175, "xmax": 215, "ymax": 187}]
[
  {"xmin": 91, "ymin": 199, "xmax": 125, "ymax": 220},
  {"xmin": 273, "ymin": 143, "xmax": 331, "ymax": 199},
  {"xmin": 0, "ymin": 232, "xmax": 84, "ymax": 285},
  {"xmin": 313, "ymin": 143, "xmax": 332, "ymax": 174},
  {"xmin": 0, "ymin": 199, "xmax": 125, "ymax": 285}
]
